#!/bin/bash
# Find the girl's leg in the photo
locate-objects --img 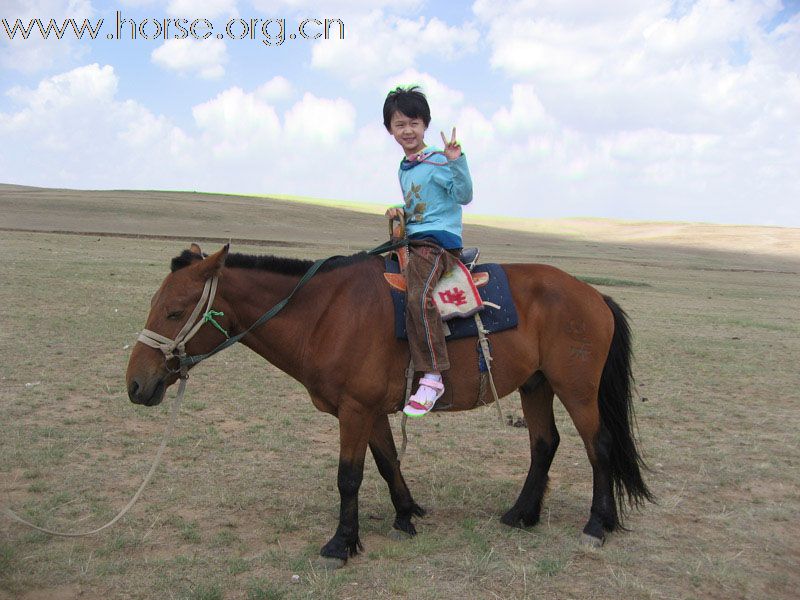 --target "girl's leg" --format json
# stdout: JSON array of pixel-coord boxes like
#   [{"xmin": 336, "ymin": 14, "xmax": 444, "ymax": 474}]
[{"xmin": 404, "ymin": 244, "xmax": 452, "ymax": 416}]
